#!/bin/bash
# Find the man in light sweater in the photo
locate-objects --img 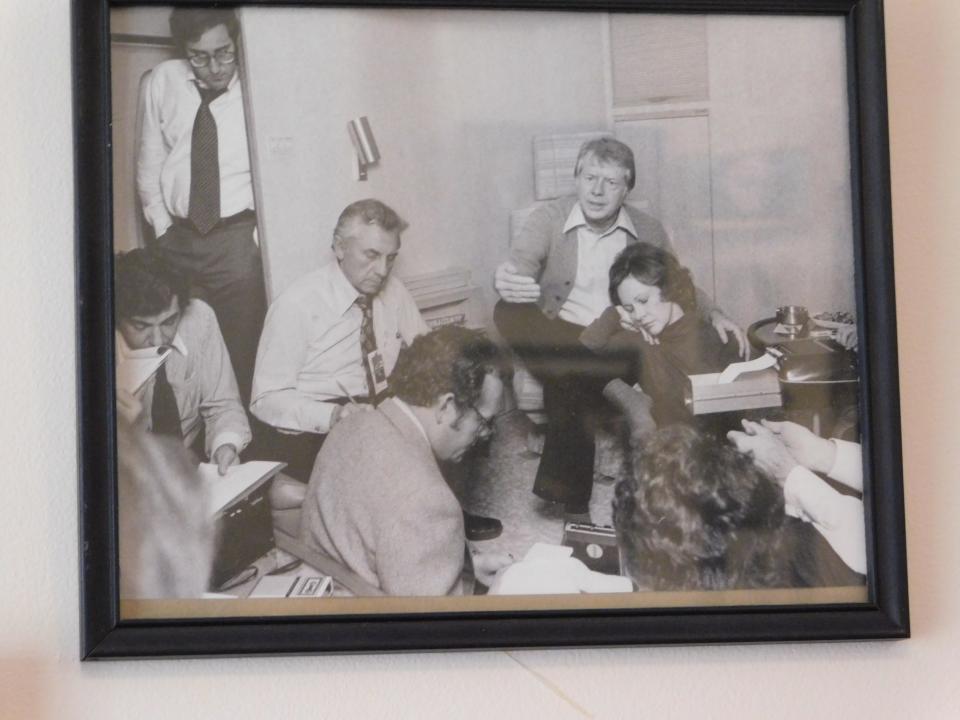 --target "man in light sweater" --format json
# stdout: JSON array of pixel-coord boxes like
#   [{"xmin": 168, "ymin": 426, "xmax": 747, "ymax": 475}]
[{"xmin": 298, "ymin": 327, "xmax": 512, "ymax": 596}]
